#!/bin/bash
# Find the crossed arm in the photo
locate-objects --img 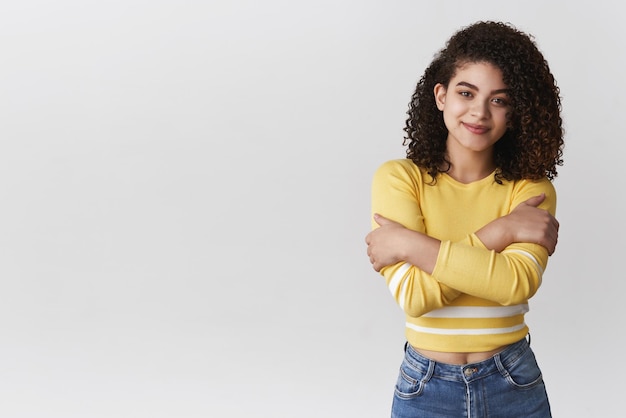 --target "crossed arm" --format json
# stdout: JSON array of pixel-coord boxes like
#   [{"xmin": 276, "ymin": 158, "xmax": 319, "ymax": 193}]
[{"xmin": 365, "ymin": 193, "xmax": 559, "ymax": 274}]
